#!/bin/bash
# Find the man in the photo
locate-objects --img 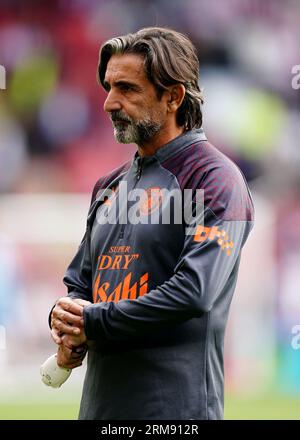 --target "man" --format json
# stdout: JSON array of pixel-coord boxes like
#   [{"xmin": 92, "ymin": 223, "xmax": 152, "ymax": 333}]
[{"xmin": 50, "ymin": 27, "xmax": 254, "ymax": 420}]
